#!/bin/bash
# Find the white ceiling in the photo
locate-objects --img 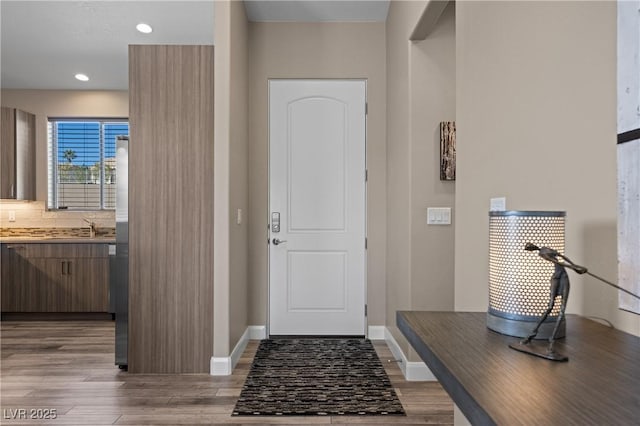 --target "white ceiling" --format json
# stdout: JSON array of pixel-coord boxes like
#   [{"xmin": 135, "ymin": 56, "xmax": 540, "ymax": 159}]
[
  {"xmin": 1, "ymin": 1, "xmax": 389, "ymax": 91},
  {"xmin": 1, "ymin": 1, "xmax": 215, "ymax": 90}
]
